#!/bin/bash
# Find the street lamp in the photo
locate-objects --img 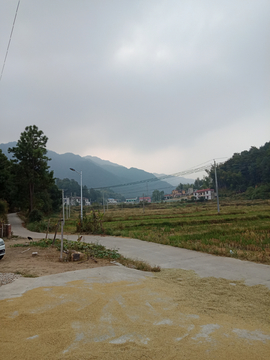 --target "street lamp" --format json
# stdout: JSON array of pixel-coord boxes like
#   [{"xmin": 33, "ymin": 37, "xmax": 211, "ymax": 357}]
[{"xmin": 70, "ymin": 168, "xmax": 83, "ymax": 222}]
